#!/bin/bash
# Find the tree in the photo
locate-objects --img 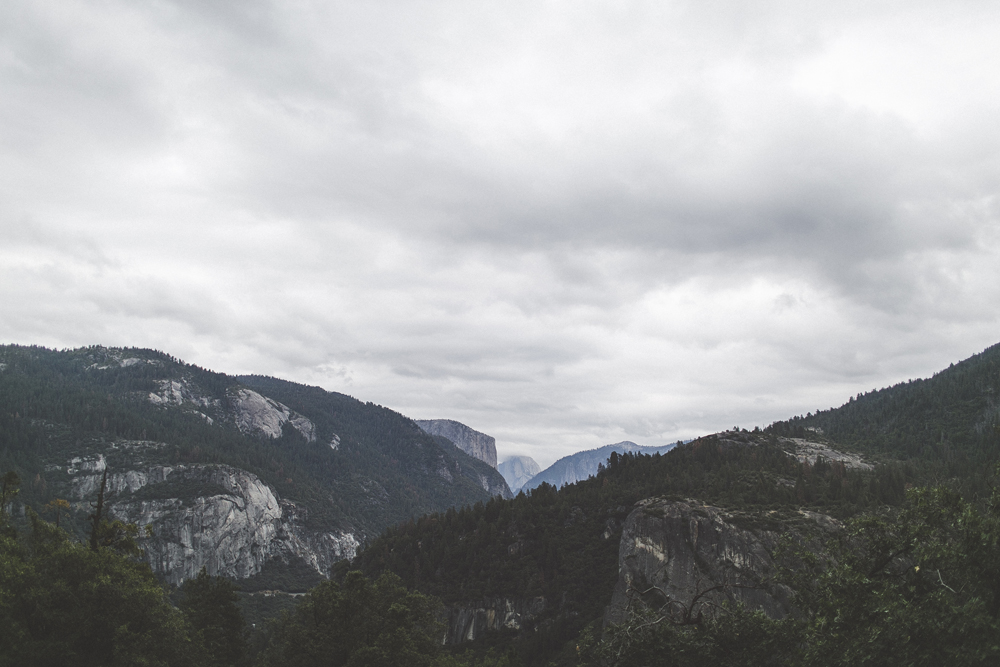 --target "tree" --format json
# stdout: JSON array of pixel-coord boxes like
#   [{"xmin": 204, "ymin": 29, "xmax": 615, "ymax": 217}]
[
  {"xmin": 0, "ymin": 511, "xmax": 192, "ymax": 667},
  {"xmin": 595, "ymin": 481, "xmax": 1000, "ymax": 666},
  {"xmin": 180, "ymin": 567, "xmax": 247, "ymax": 667},
  {"xmin": 1, "ymin": 471, "xmax": 19, "ymax": 517},
  {"xmin": 44, "ymin": 498, "xmax": 70, "ymax": 528},
  {"xmin": 260, "ymin": 571, "xmax": 444, "ymax": 667},
  {"xmin": 786, "ymin": 484, "xmax": 1000, "ymax": 666}
]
